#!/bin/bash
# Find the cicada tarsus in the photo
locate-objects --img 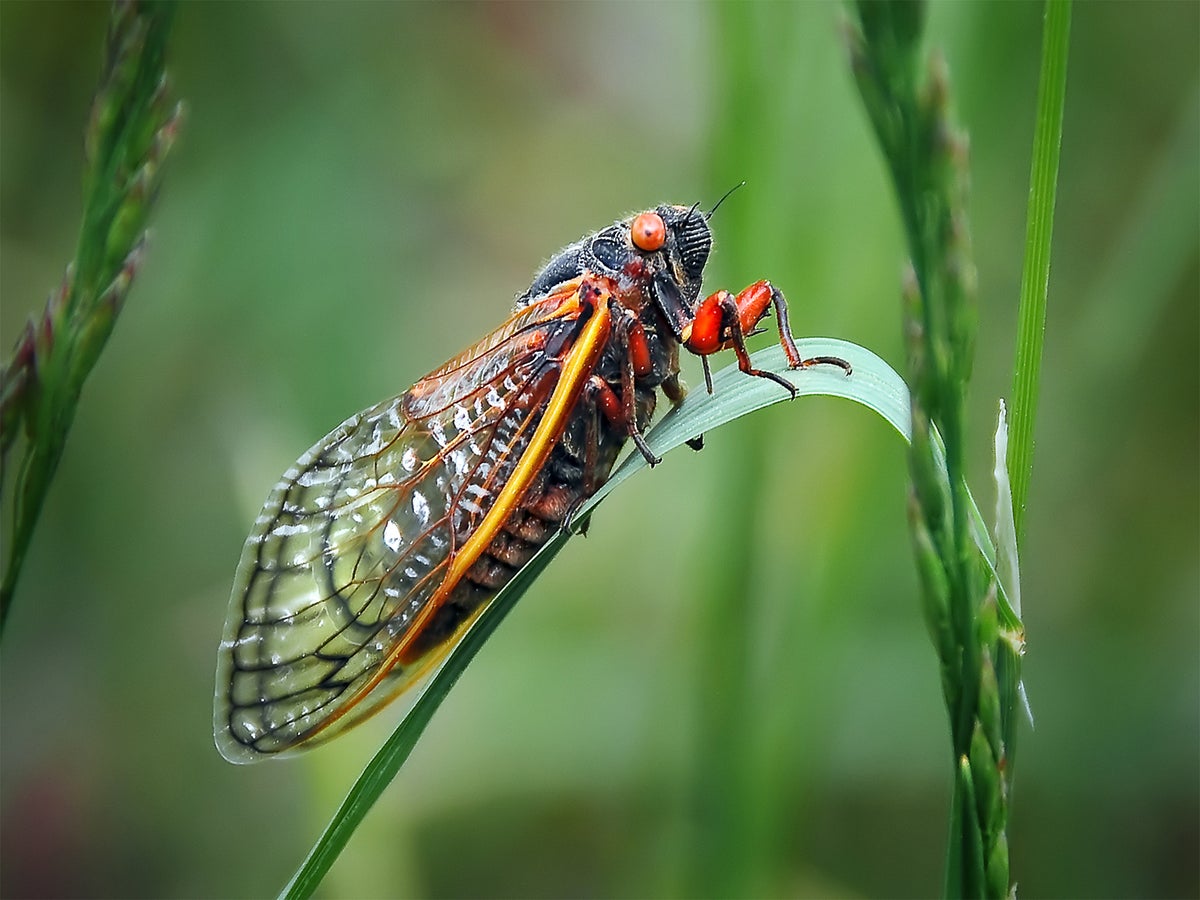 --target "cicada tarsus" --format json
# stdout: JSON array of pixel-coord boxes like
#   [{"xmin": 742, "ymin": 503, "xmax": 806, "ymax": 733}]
[{"xmin": 214, "ymin": 203, "xmax": 851, "ymax": 763}]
